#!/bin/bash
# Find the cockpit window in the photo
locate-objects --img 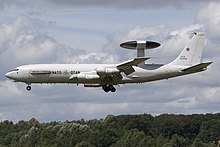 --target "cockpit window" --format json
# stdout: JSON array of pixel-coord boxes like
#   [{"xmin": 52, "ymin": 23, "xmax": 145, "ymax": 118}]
[{"xmin": 12, "ymin": 68, "xmax": 19, "ymax": 71}]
